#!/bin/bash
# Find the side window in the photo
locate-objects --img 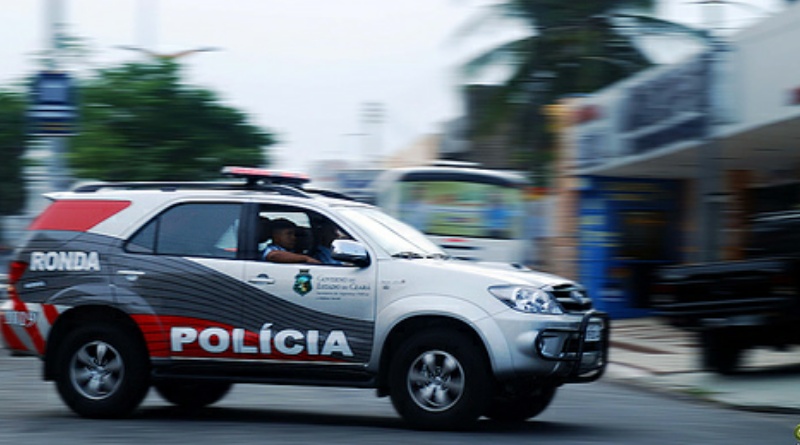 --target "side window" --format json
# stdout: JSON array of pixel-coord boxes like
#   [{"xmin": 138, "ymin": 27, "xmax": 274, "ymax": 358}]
[
  {"xmin": 126, "ymin": 202, "xmax": 242, "ymax": 259},
  {"xmin": 127, "ymin": 219, "xmax": 157, "ymax": 253},
  {"xmin": 259, "ymin": 209, "xmax": 311, "ymax": 254},
  {"xmin": 257, "ymin": 204, "xmax": 354, "ymax": 266}
]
